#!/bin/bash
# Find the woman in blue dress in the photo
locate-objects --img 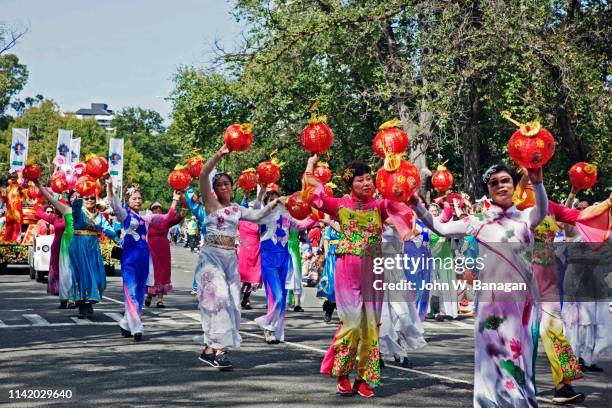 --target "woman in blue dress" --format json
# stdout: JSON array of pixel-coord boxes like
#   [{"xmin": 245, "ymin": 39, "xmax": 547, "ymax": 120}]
[
  {"xmin": 107, "ymin": 180, "xmax": 179, "ymax": 341},
  {"xmin": 69, "ymin": 191, "xmax": 117, "ymax": 318},
  {"xmin": 316, "ymin": 217, "xmax": 340, "ymax": 323}
]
